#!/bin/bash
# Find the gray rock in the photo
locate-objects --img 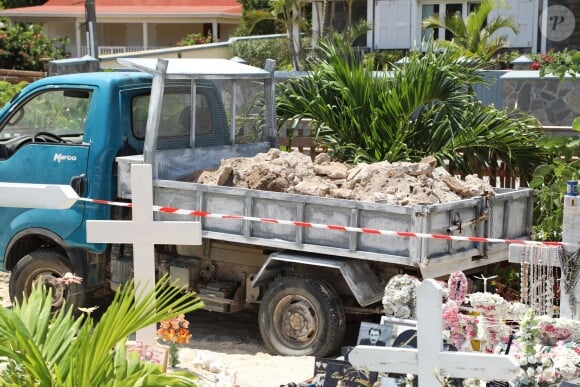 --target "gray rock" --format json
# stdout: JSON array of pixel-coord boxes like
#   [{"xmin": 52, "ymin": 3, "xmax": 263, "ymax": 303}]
[{"xmin": 191, "ymin": 149, "xmax": 494, "ymax": 206}]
